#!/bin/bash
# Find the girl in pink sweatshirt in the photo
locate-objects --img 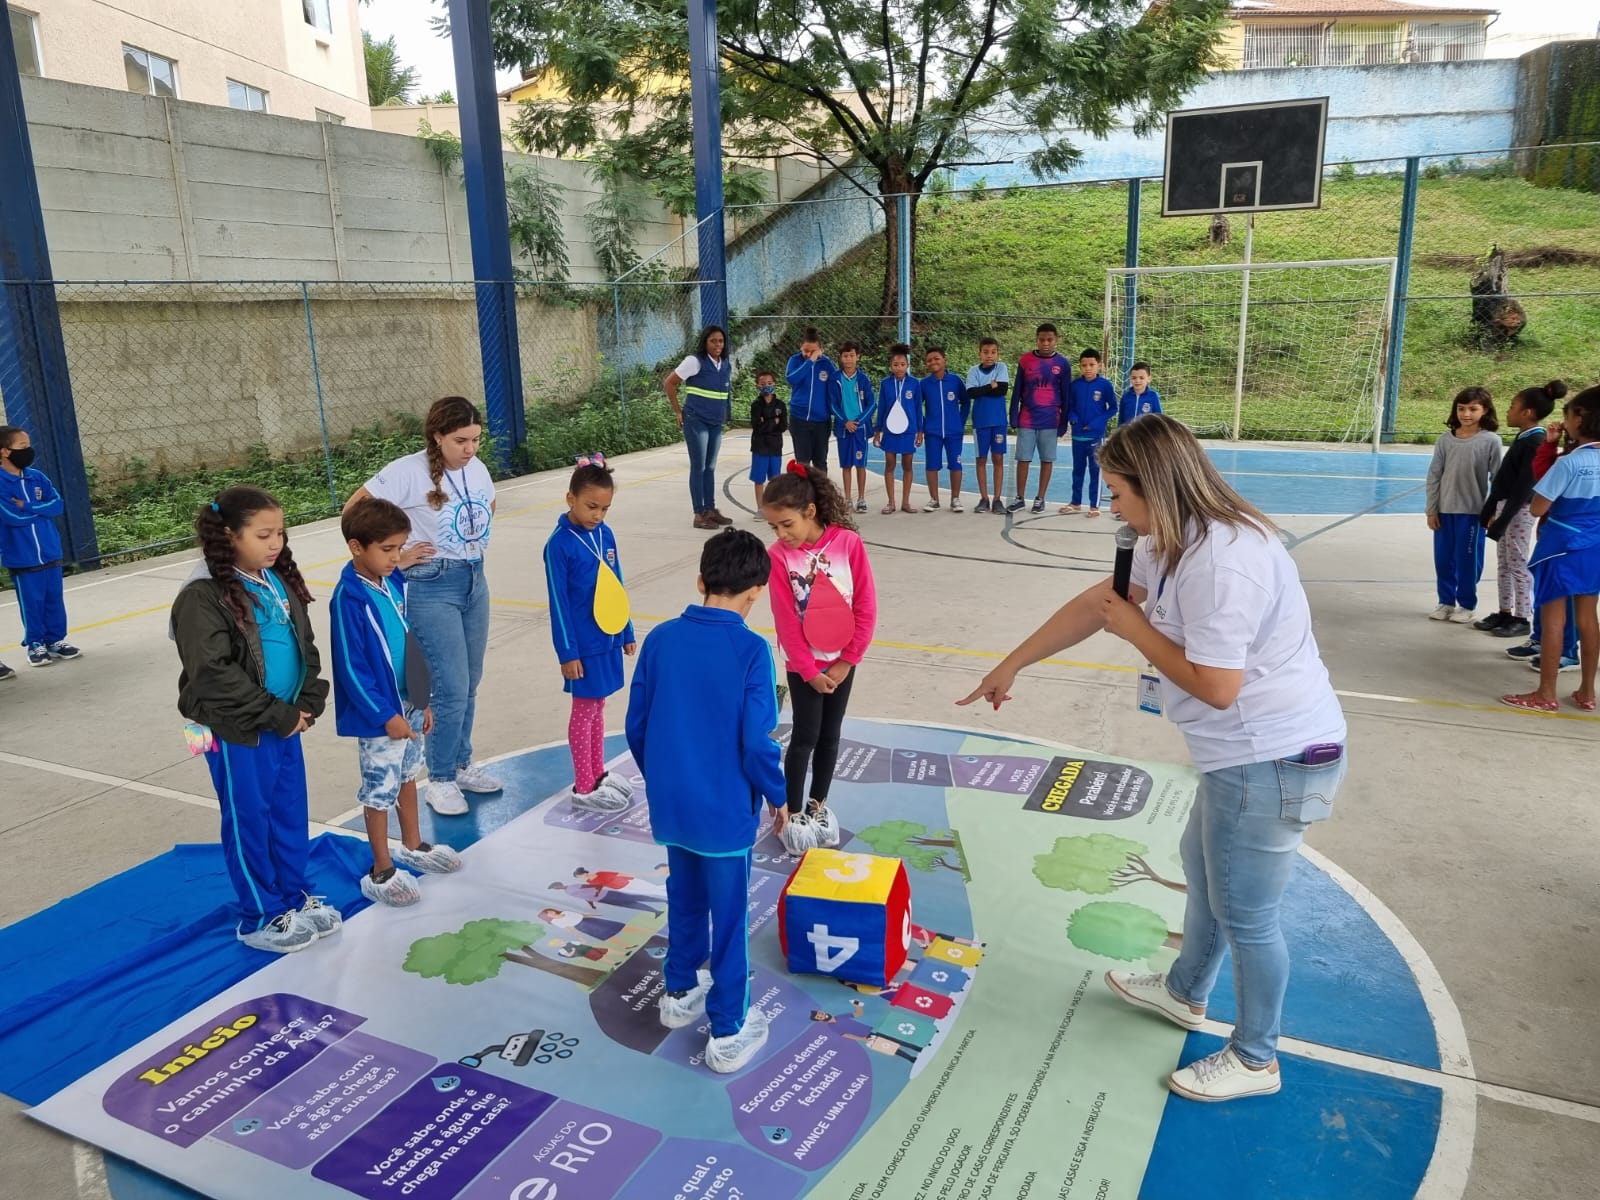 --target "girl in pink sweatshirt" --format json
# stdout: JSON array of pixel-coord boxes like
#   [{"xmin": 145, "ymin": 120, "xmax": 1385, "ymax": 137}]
[{"xmin": 762, "ymin": 462, "xmax": 879, "ymax": 850}]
